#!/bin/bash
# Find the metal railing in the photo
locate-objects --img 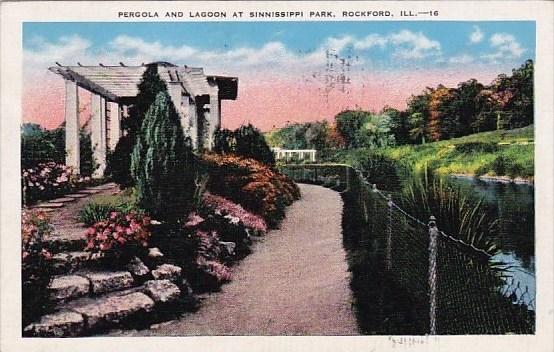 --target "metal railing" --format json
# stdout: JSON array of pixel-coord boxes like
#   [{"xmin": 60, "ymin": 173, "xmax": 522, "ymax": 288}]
[{"xmin": 280, "ymin": 163, "xmax": 535, "ymax": 335}]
